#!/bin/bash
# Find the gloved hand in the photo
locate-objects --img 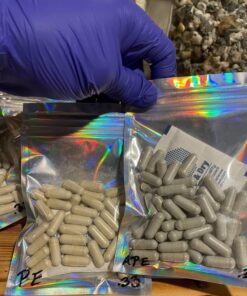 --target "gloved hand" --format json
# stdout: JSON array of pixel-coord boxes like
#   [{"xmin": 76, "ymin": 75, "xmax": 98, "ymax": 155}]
[{"xmin": 0, "ymin": 0, "xmax": 176, "ymax": 107}]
